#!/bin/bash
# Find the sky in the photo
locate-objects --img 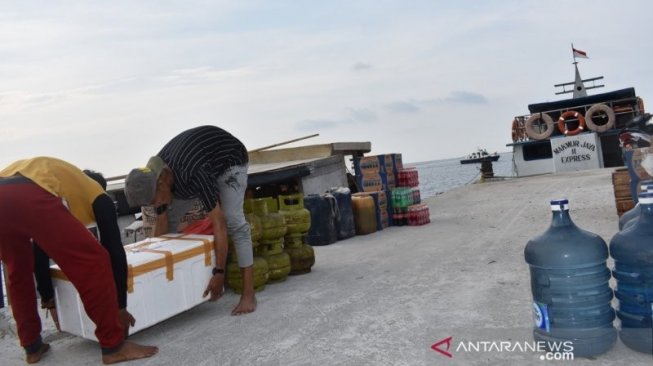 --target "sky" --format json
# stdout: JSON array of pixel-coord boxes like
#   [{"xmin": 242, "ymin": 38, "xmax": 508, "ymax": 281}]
[{"xmin": 2, "ymin": 0, "xmax": 653, "ymax": 177}]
